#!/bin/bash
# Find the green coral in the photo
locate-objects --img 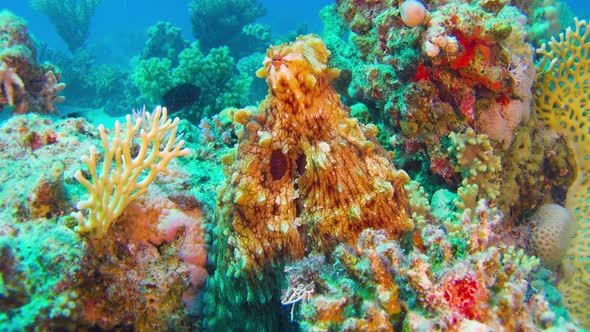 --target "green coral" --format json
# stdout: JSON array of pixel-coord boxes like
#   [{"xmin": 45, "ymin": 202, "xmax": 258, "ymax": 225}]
[
  {"xmin": 132, "ymin": 38, "xmax": 252, "ymax": 119},
  {"xmin": 141, "ymin": 21, "xmax": 188, "ymax": 64},
  {"xmin": 131, "ymin": 57, "xmax": 175, "ymax": 105}
]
